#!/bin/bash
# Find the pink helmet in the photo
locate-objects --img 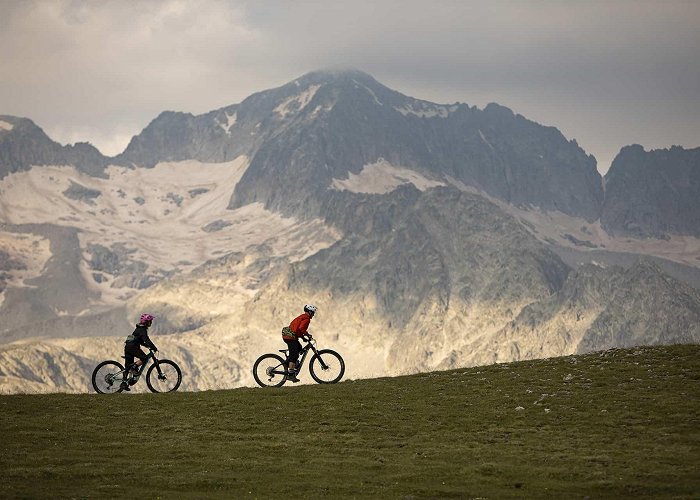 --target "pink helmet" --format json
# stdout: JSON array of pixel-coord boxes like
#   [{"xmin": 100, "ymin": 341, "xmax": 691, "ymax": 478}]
[{"xmin": 140, "ymin": 313, "xmax": 155, "ymax": 324}]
